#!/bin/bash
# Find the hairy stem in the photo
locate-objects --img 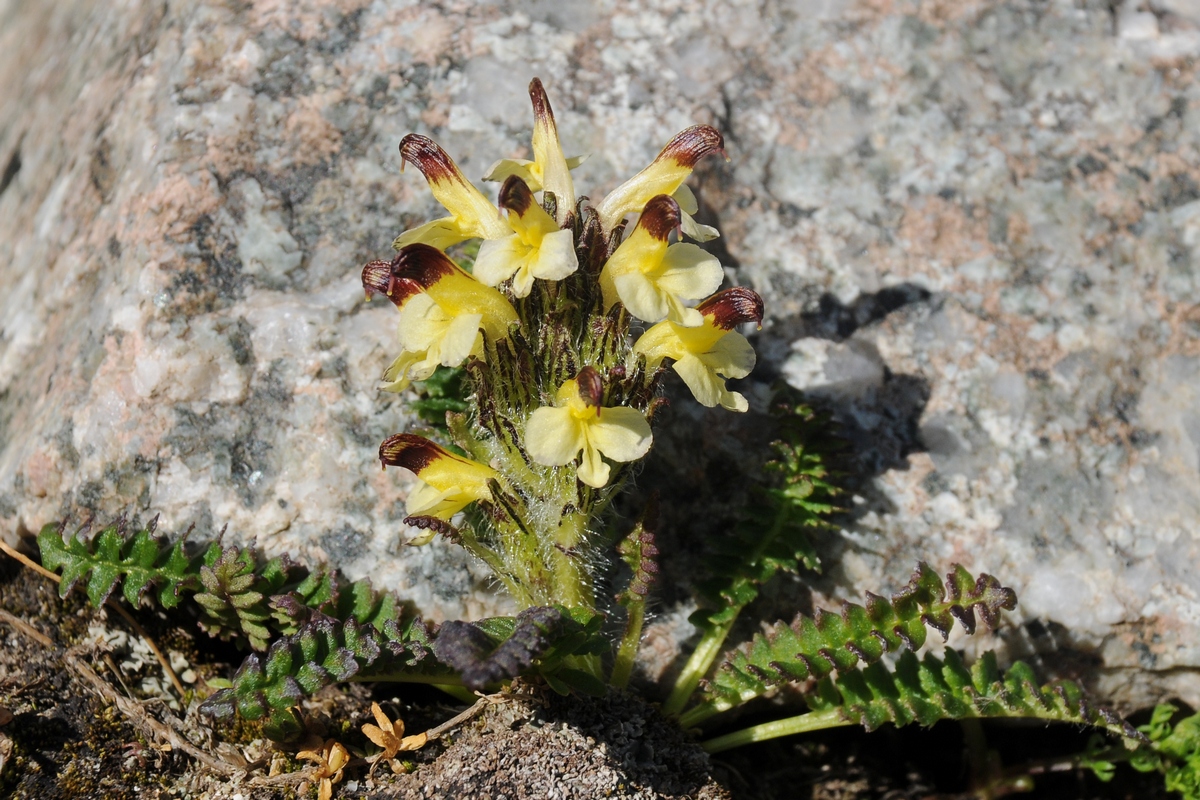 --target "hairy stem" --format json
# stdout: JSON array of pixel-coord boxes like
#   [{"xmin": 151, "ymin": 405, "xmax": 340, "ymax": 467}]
[
  {"xmin": 701, "ymin": 708, "xmax": 851, "ymax": 753},
  {"xmin": 664, "ymin": 502, "xmax": 791, "ymax": 716},
  {"xmin": 664, "ymin": 620, "xmax": 735, "ymax": 717},
  {"xmin": 610, "ymin": 600, "xmax": 644, "ymax": 689}
]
